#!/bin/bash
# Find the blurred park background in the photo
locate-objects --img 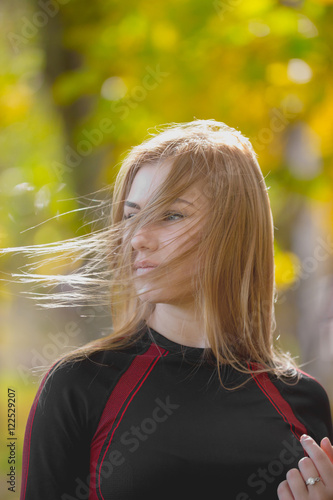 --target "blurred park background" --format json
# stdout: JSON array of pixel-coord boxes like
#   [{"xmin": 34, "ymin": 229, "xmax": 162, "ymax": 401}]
[{"xmin": 1, "ymin": 0, "xmax": 333, "ymax": 497}]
